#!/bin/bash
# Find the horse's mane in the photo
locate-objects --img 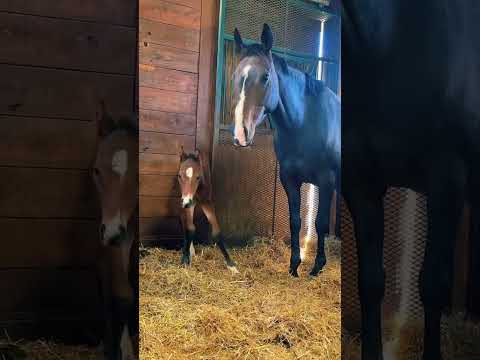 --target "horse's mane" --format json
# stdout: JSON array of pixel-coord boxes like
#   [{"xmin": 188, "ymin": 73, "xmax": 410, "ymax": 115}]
[
  {"xmin": 181, "ymin": 153, "xmax": 200, "ymax": 162},
  {"xmin": 272, "ymin": 53, "xmax": 325, "ymax": 96}
]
